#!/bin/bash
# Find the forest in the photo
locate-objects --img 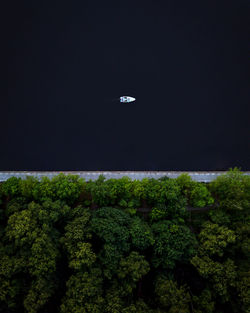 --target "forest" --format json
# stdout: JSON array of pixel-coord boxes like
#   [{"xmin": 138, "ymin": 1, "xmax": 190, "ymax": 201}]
[{"xmin": 0, "ymin": 168, "xmax": 249, "ymax": 313}]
